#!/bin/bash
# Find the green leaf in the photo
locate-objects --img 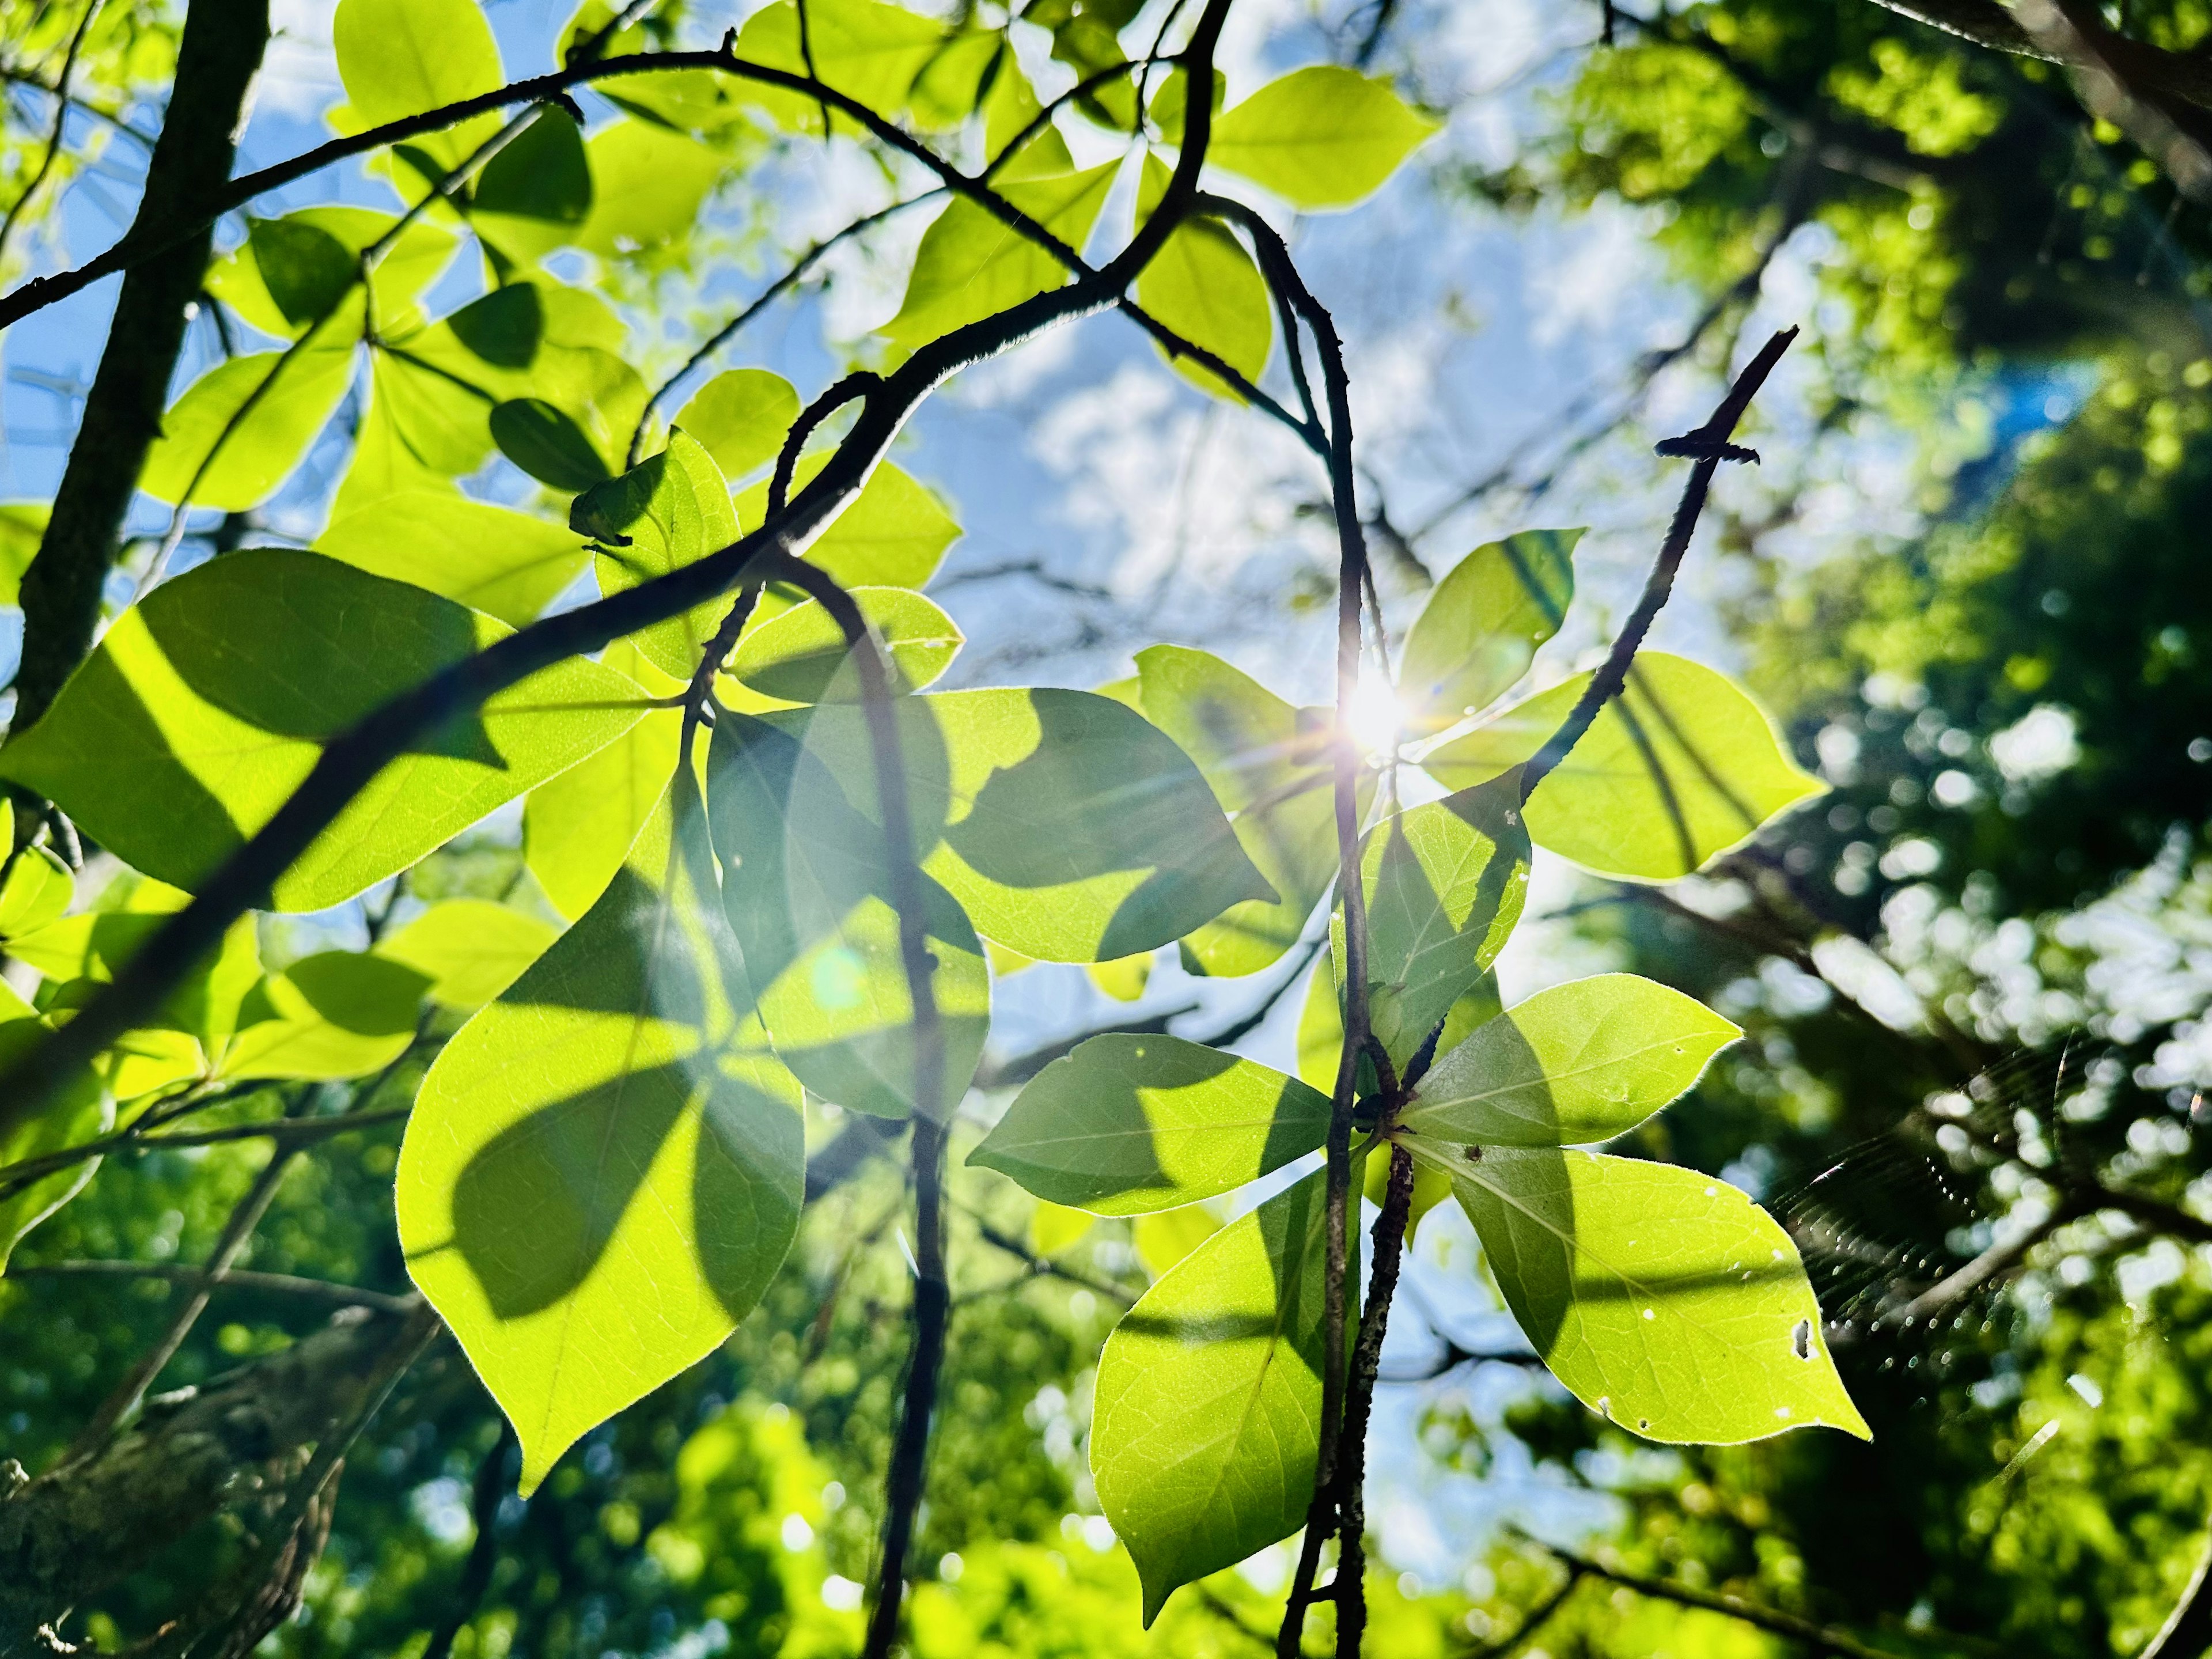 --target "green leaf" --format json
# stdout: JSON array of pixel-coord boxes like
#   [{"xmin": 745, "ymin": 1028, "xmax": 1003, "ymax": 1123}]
[
  {"xmin": 141, "ymin": 341, "xmax": 358, "ymax": 511},
  {"xmin": 1133, "ymin": 1204, "xmax": 1220, "ymax": 1277},
  {"xmin": 1419, "ymin": 652, "xmax": 1825, "ymax": 880},
  {"xmin": 1405, "ymin": 974, "xmax": 1738, "ymax": 1147},
  {"xmin": 726, "ymin": 587, "xmax": 962, "ymax": 704},
  {"xmin": 334, "ymin": 0, "xmax": 503, "ymax": 172},
  {"xmin": 1398, "ymin": 529, "xmax": 1581, "ymax": 734},
  {"xmin": 731, "ymin": 0, "xmax": 948, "ymax": 135},
  {"xmin": 706, "ymin": 710, "xmax": 990, "ymax": 1120},
  {"xmin": 378, "ymin": 899, "xmax": 560, "ymax": 1009},
  {"xmin": 1209, "ymin": 66, "xmax": 1441, "ymax": 210},
  {"xmin": 524, "ymin": 642, "xmax": 685, "ymax": 921},
  {"xmin": 755, "ymin": 688, "xmax": 1274, "ymax": 961},
  {"xmin": 676, "ymin": 369, "xmax": 799, "ymax": 480},
  {"xmin": 334, "ymin": 350, "xmax": 495, "ymax": 515},
  {"xmin": 1133, "ymin": 646, "xmax": 1336, "ymax": 976},
  {"xmin": 970, "ymin": 1034, "xmax": 1329, "ymax": 1214},
  {"xmin": 0, "ymin": 502, "xmax": 49, "ymax": 605},
  {"xmin": 1428, "ymin": 1143, "xmax": 1870, "ymax": 1444},
  {"xmin": 315, "ymin": 489, "xmax": 589, "ymax": 626},
  {"xmin": 207, "ymin": 209, "xmax": 458, "ymax": 339},
  {"xmin": 1147, "ymin": 65, "xmax": 1224, "ymax": 146},
  {"xmin": 493, "ymin": 397, "xmax": 612, "ymax": 490},
  {"xmin": 0, "ymin": 550, "xmax": 646, "ymax": 911},
  {"xmin": 734, "ymin": 456, "xmax": 961, "ymax": 603},
  {"xmin": 1333, "ymin": 778, "xmax": 1531, "ymax": 1068},
  {"xmin": 1134, "ymin": 156, "xmax": 1271, "ymax": 403},
  {"xmin": 881, "ymin": 161, "xmax": 1118, "ymax": 353},
  {"xmin": 575, "ymin": 119, "xmax": 728, "ymax": 262},
  {"xmin": 1086, "ymin": 952, "xmax": 1150, "ymax": 1001},
  {"xmin": 471, "ymin": 108, "xmax": 593, "ymax": 268},
  {"xmin": 1030, "ymin": 1199, "xmax": 1096, "ymax": 1257},
  {"xmin": 0, "ymin": 844, "xmax": 72, "ymax": 938},
  {"xmin": 574, "ymin": 430, "xmax": 739, "ymax": 679},
  {"xmin": 0, "ymin": 999, "xmax": 111, "ymax": 1272},
  {"xmin": 398, "ymin": 778, "xmax": 804, "ymax": 1493},
  {"xmin": 220, "ymin": 951, "xmax": 430, "ymax": 1081},
  {"xmin": 1093, "ymin": 1169, "xmax": 1340, "ymax": 1625}
]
